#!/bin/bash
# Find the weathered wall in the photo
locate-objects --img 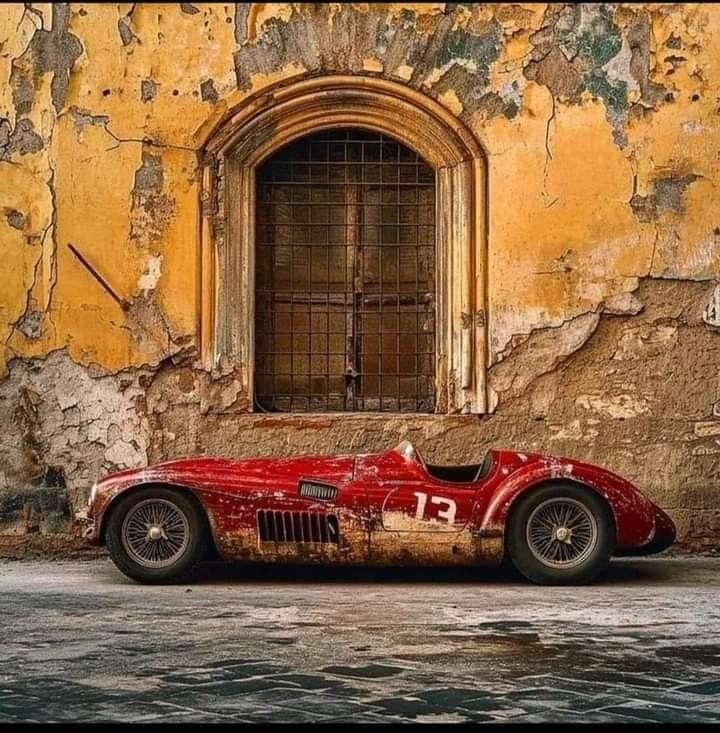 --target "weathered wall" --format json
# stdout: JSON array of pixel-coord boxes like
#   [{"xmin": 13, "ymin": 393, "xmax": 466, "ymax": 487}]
[{"xmin": 1, "ymin": 3, "xmax": 719, "ymax": 548}]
